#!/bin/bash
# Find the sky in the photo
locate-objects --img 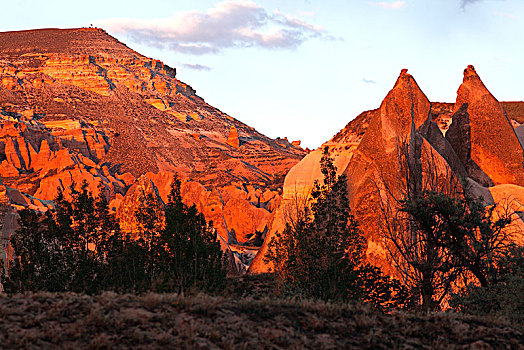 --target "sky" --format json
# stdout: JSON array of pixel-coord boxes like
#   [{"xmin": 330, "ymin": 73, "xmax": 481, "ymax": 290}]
[{"xmin": 1, "ymin": 0, "xmax": 523, "ymax": 148}]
